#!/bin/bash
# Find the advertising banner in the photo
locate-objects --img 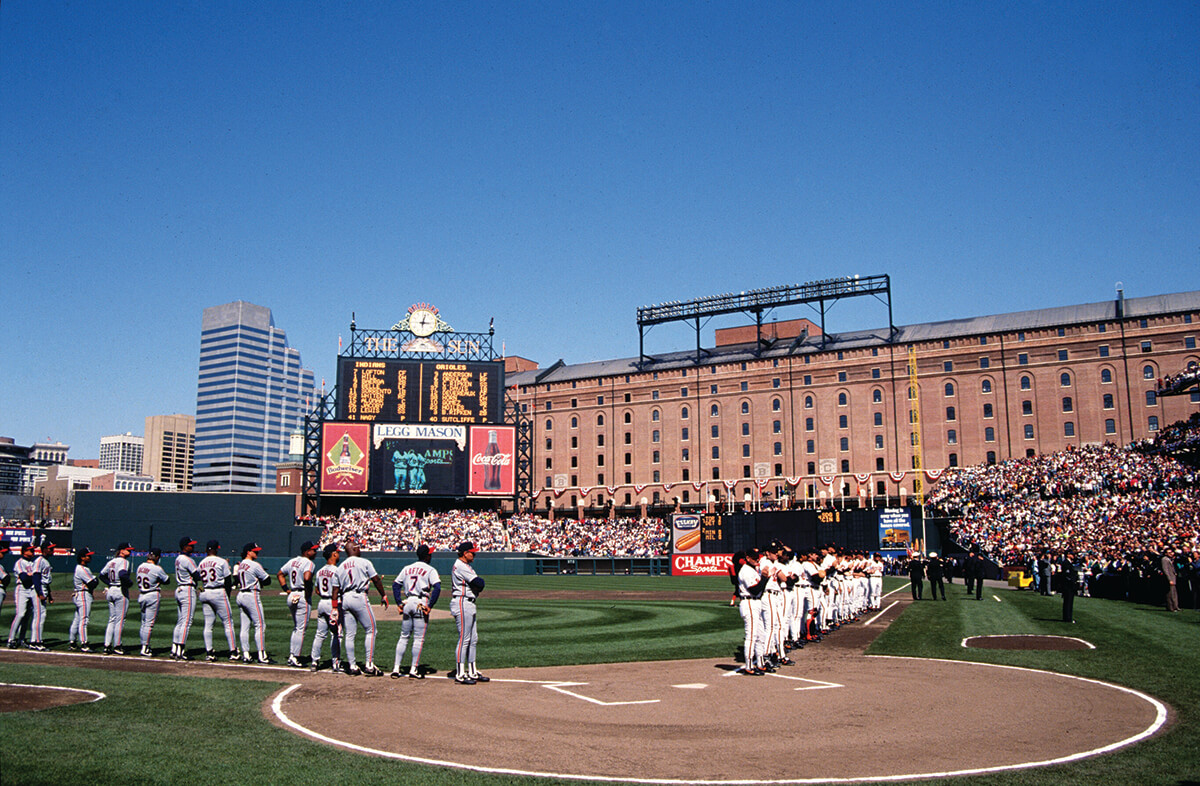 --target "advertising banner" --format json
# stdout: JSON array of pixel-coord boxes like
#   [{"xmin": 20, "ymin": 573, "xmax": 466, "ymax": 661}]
[
  {"xmin": 467, "ymin": 425, "xmax": 515, "ymax": 496},
  {"xmin": 370, "ymin": 424, "xmax": 467, "ymax": 496},
  {"xmin": 671, "ymin": 553, "xmax": 733, "ymax": 576},
  {"xmin": 0, "ymin": 528, "xmax": 35, "ymax": 547},
  {"xmin": 879, "ymin": 508, "xmax": 913, "ymax": 552},
  {"xmin": 672, "ymin": 513, "xmax": 703, "ymax": 554},
  {"xmin": 321, "ymin": 423, "xmax": 370, "ymax": 494}
]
